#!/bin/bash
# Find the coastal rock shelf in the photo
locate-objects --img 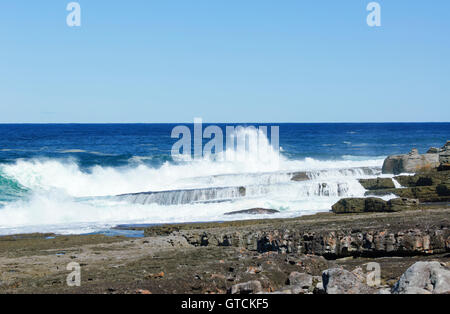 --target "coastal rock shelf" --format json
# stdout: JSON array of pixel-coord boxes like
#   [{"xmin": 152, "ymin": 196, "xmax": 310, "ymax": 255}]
[{"xmin": 145, "ymin": 209, "xmax": 450, "ymax": 259}]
